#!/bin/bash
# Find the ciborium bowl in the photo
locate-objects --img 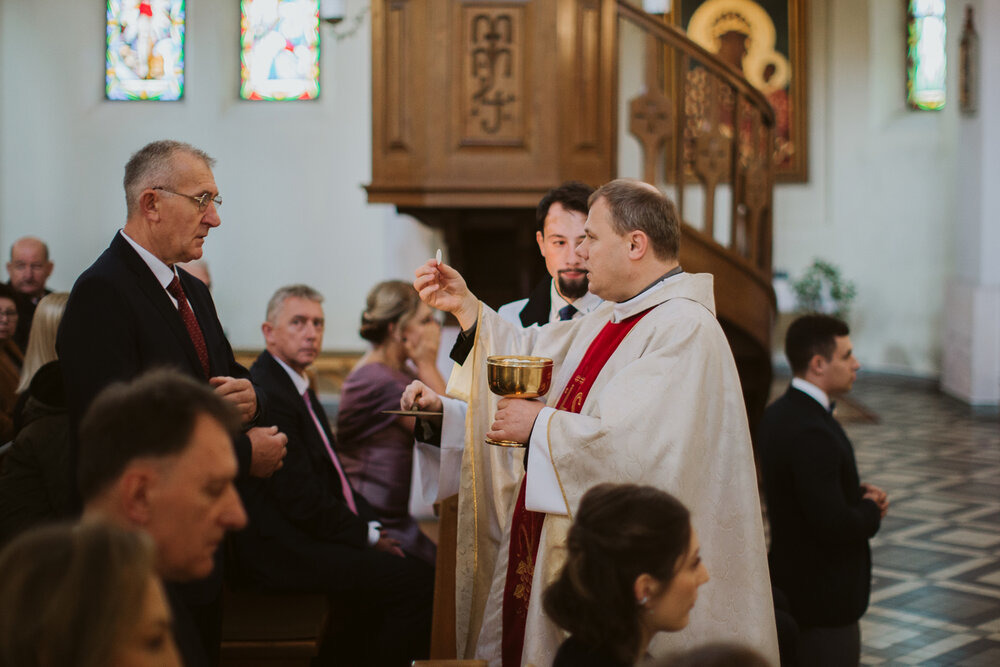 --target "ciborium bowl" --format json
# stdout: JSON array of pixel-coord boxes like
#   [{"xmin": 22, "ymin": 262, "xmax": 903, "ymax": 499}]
[{"xmin": 485, "ymin": 356, "xmax": 553, "ymax": 447}]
